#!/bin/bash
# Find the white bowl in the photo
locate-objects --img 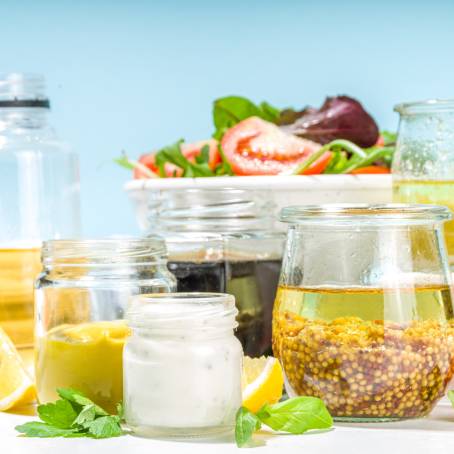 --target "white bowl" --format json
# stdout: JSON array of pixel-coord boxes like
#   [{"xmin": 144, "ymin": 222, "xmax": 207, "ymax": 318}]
[{"xmin": 125, "ymin": 175, "xmax": 393, "ymax": 231}]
